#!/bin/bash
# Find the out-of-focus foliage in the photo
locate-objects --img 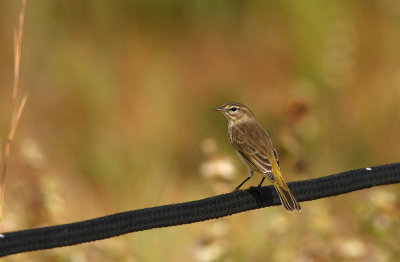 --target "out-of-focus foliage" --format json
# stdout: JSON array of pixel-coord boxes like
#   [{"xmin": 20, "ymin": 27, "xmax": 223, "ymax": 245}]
[{"xmin": 0, "ymin": 0, "xmax": 399, "ymax": 261}]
